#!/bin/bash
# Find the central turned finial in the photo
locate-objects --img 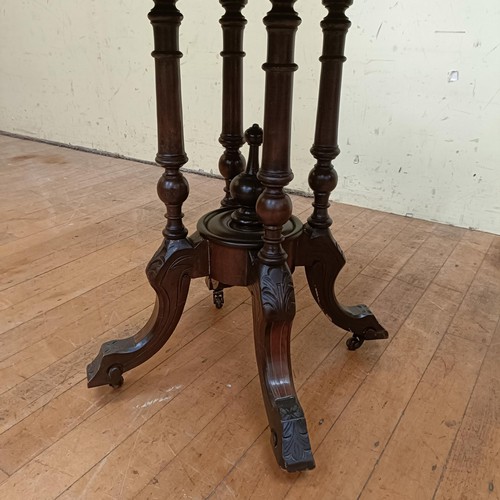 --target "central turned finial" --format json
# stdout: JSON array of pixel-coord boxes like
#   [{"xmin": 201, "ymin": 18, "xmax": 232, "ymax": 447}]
[{"xmin": 230, "ymin": 124, "xmax": 264, "ymax": 230}]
